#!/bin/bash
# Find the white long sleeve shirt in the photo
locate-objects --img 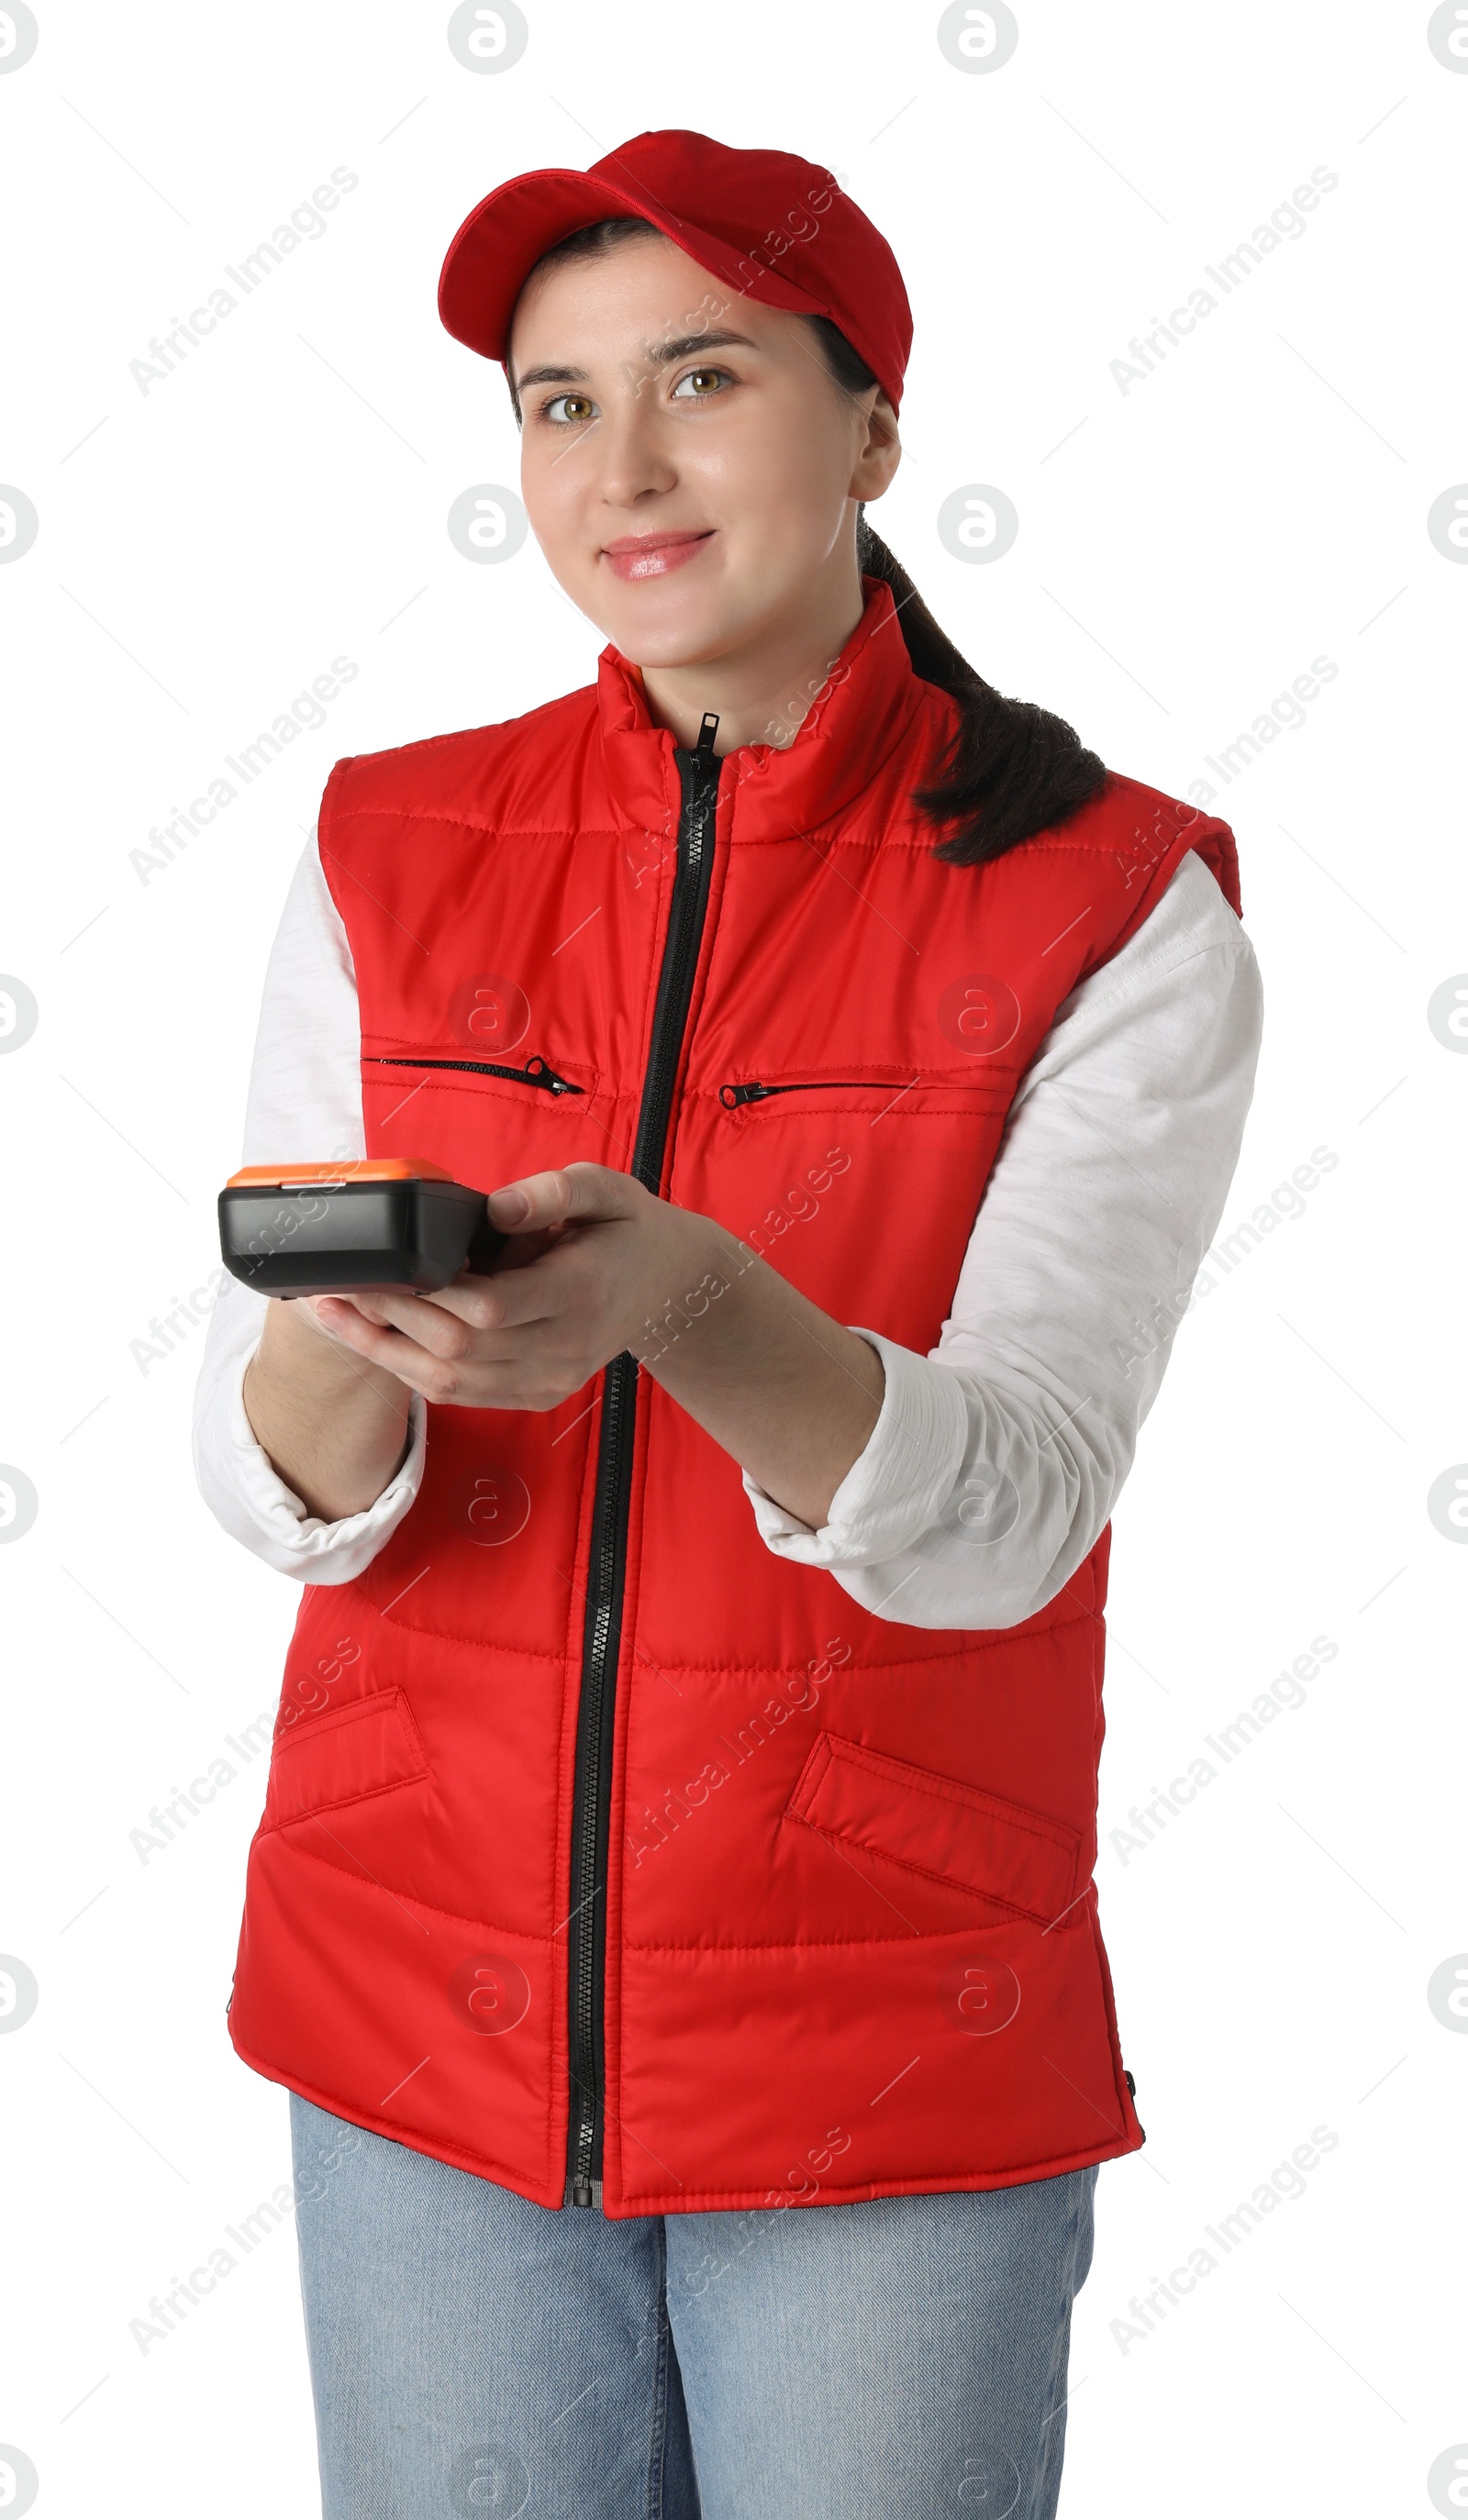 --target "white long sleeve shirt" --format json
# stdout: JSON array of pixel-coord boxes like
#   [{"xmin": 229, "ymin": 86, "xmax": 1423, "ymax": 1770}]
[{"xmin": 193, "ymin": 827, "xmax": 1262, "ymax": 1628}]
